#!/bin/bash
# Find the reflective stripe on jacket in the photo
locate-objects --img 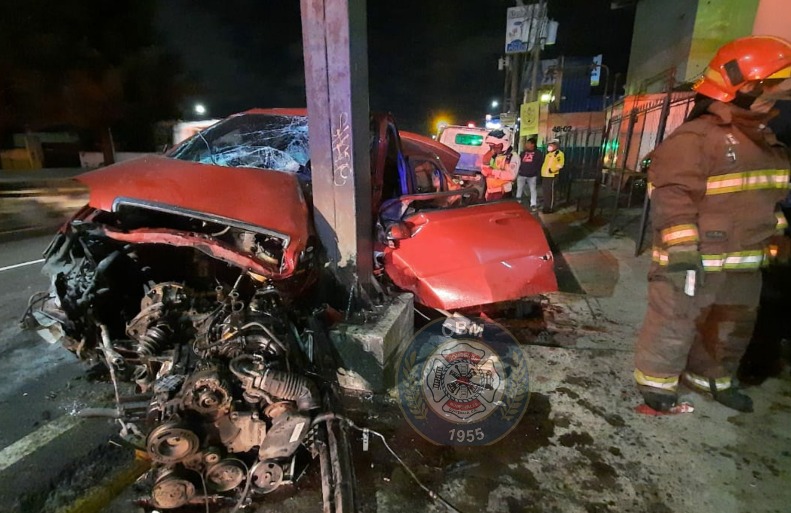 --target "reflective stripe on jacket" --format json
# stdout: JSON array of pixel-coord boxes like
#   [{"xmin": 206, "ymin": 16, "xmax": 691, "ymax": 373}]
[
  {"xmin": 652, "ymin": 246, "xmax": 773, "ymax": 272},
  {"xmin": 646, "ymin": 101, "xmax": 791, "ymax": 272}
]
